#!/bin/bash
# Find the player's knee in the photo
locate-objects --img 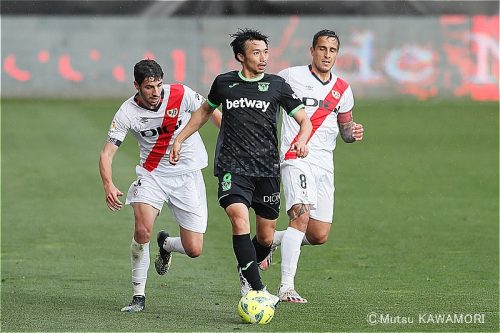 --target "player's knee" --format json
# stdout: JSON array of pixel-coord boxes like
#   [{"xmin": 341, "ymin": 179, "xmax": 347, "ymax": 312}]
[
  {"xmin": 230, "ymin": 217, "xmax": 250, "ymax": 234},
  {"xmin": 307, "ymin": 232, "xmax": 329, "ymax": 245},
  {"xmin": 185, "ymin": 248, "xmax": 202, "ymax": 258},
  {"xmin": 134, "ymin": 227, "xmax": 152, "ymax": 243},
  {"xmin": 256, "ymin": 233, "xmax": 273, "ymax": 247},
  {"xmin": 185, "ymin": 244, "xmax": 203, "ymax": 258},
  {"xmin": 231, "ymin": 216, "xmax": 247, "ymax": 227}
]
